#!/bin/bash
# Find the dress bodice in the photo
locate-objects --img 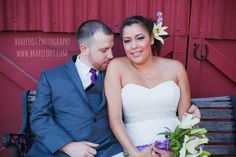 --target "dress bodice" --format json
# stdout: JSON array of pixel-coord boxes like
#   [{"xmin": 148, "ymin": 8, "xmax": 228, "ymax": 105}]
[{"xmin": 121, "ymin": 80, "xmax": 180, "ymax": 146}]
